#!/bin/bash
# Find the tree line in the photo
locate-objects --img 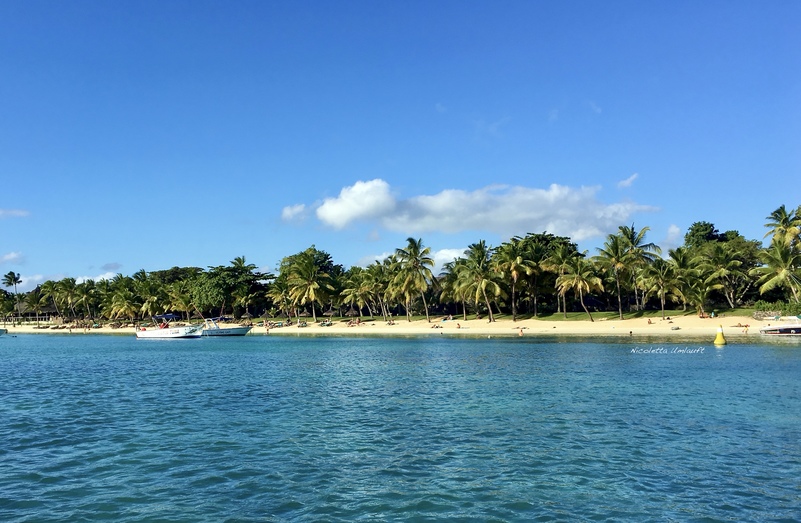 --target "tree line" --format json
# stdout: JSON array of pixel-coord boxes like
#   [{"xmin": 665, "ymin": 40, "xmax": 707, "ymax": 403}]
[{"xmin": 3, "ymin": 204, "xmax": 800, "ymax": 325}]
